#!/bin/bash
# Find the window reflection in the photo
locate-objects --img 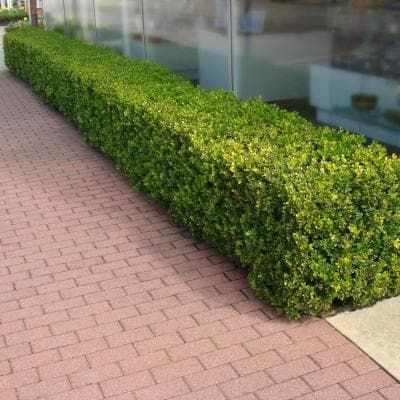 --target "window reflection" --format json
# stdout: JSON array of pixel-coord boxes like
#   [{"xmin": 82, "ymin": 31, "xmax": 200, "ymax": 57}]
[
  {"xmin": 94, "ymin": 0, "xmax": 144, "ymax": 58},
  {"xmin": 63, "ymin": 0, "xmax": 96, "ymax": 42},
  {"xmin": 143, "ymin": 0, "xmax": 231, "ymax": 89},
  {"xmin": 43, "ymin": 0, "xmax": 400, "ymax": 148},
  {"xmin": 233, "ymin": 0, "xmax": 400, "ymax": 147},
  {"xmin": 42, "ymin": 0, "xmax": 65, "ymax": 33}
]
